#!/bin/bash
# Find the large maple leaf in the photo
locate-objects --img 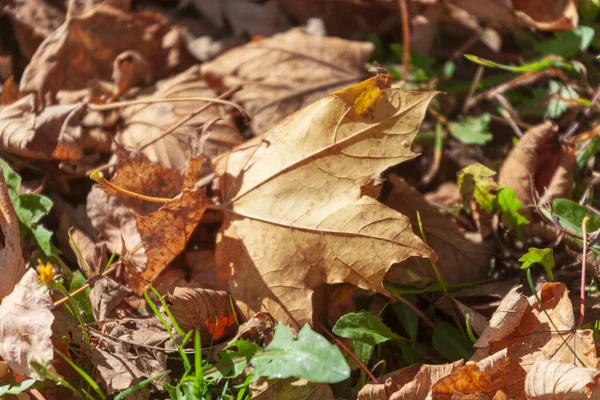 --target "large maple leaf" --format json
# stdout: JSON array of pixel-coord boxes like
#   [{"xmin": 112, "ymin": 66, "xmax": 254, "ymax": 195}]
[{"xmin": 214, "ymin": 76, "xmax": 437, "ymax": 325}]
